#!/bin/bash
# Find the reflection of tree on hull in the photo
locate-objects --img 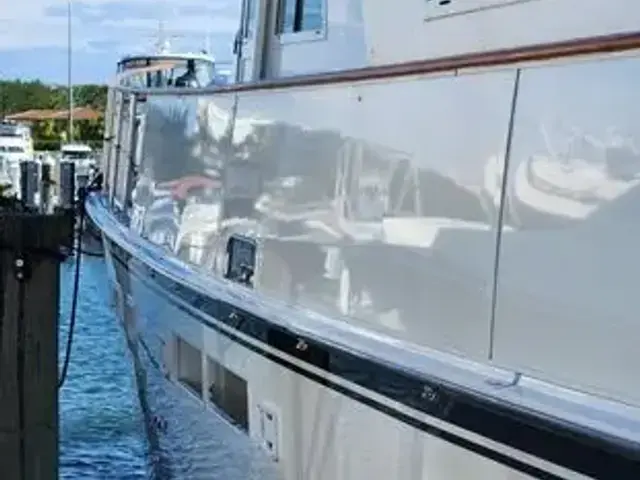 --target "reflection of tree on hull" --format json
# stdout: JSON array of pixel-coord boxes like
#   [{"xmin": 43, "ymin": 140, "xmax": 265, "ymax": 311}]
[
  {"xmin": 134, "ymin": 101, "xmax": 227, "ymax": 255},
  {"xmin": 211, "ymin": 121, "xmax": 499, "ymax": 333},
  {"xmin": 143, "ymin": 104, "xmax": 200, "ymax": 182},
  {"xmin": 133, "ymin": 101, "xmax": 497, "ymax": 342},
  {"xmin": 229, "ymin": 123, "xmax": 344, "ymax": 301}
]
